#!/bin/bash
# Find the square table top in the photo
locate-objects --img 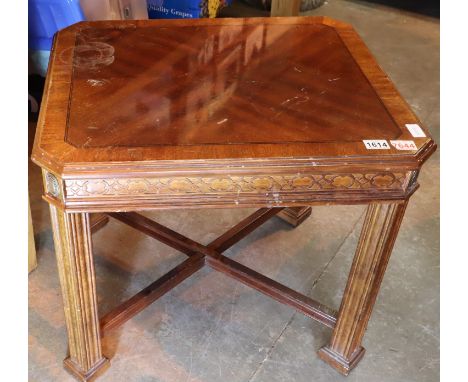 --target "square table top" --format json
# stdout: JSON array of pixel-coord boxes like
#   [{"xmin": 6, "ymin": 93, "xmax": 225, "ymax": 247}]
[{"xmin": 33, "ymin": 16, "xmax": 435, "ymax": 179}]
